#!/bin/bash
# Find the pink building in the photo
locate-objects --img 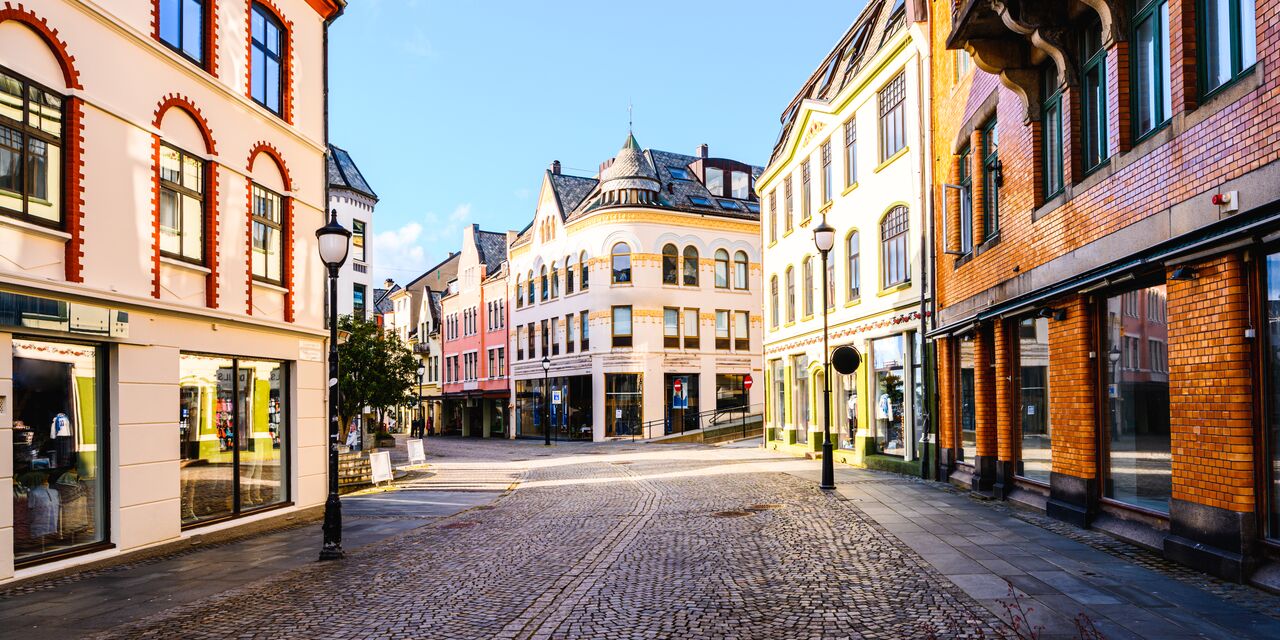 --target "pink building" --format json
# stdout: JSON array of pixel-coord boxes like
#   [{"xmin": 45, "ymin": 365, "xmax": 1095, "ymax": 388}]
[{"xmin": 440, "ymin": 225, "xmax": 511, "ymax": 437}]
